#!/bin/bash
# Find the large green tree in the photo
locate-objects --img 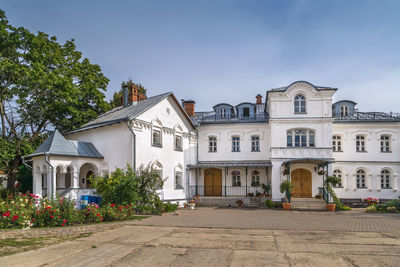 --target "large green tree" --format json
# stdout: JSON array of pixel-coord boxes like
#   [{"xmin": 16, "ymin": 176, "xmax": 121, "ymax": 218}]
[{"xmin": 0, "ymin": 10, "xmax": 110, "ymax": 190}]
